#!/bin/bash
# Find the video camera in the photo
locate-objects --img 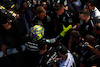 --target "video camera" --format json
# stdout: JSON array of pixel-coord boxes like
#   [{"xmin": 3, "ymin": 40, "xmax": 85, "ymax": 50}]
[{"xmin": 79, "ymin": 38, "xmax": 89, "ymax": 48}]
